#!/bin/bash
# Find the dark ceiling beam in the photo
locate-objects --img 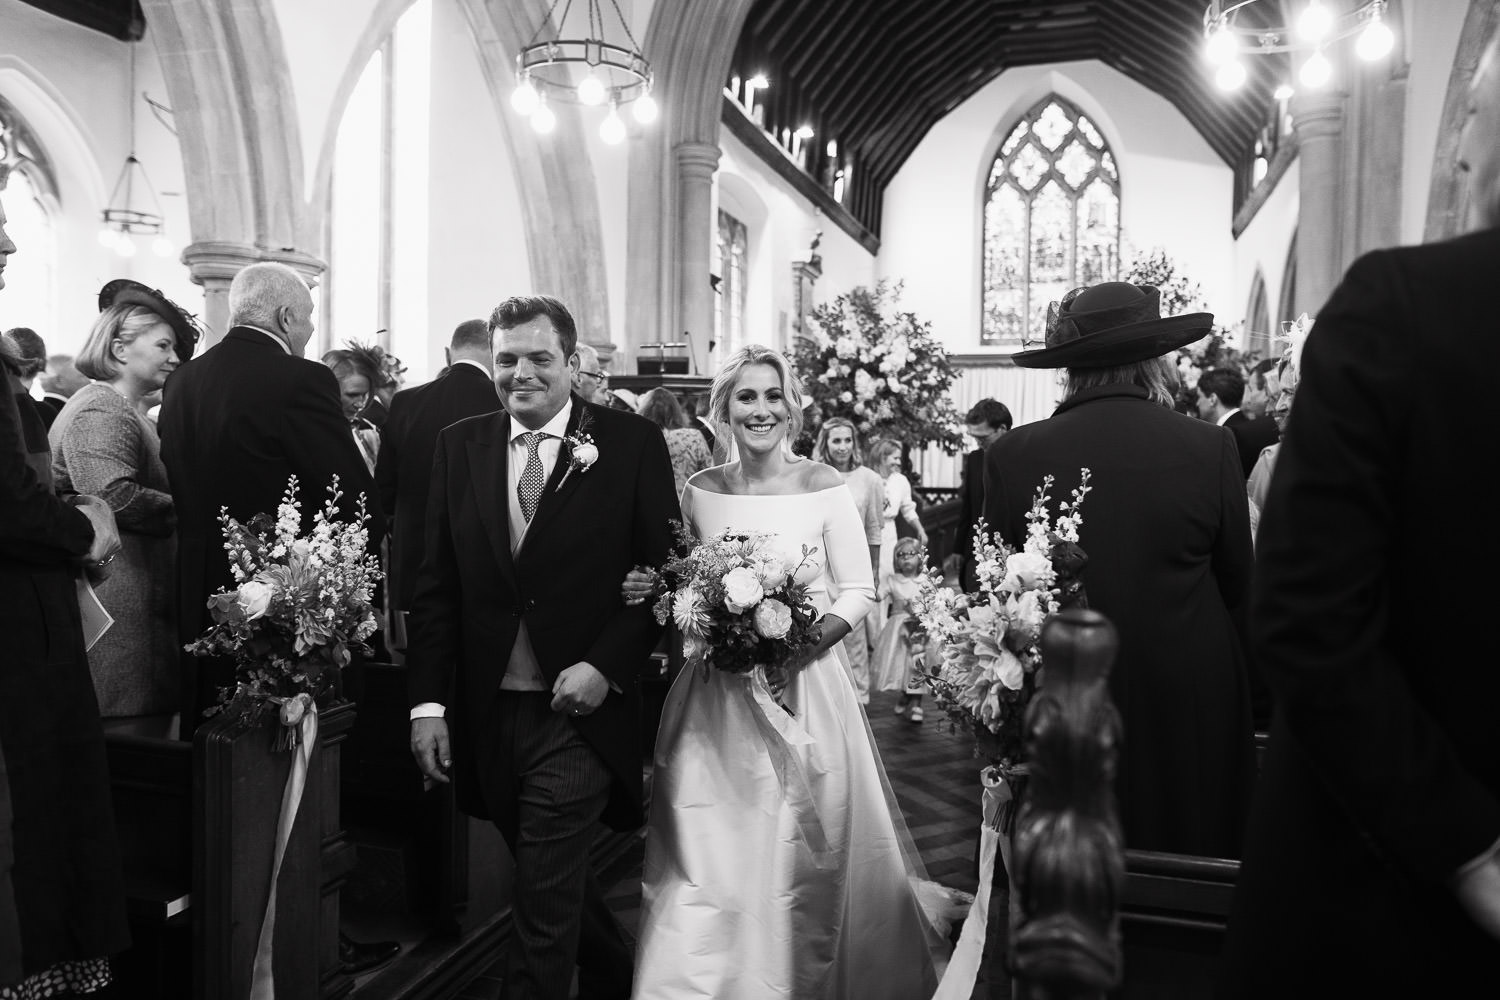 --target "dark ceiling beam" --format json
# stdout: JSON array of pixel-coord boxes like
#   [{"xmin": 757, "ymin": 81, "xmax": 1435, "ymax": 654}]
[
  {"xmin": 782, "ymin": 0, "xmax": 876, "ymax": 79},
  {"xmin": 799, "ymin": 0, "xmax": 948, "ymax": 116},
  {"xmin": 831, "ymin": 3, "xmax": 995, "ymax": 143},
  {"xmin": 19, "ymin": 0, "xmax": 144, "ymax": 40}
]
